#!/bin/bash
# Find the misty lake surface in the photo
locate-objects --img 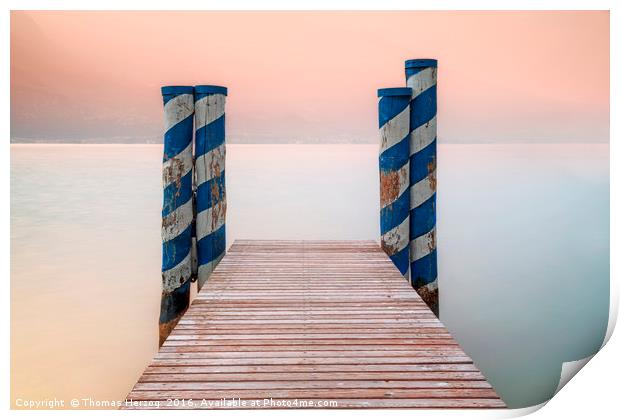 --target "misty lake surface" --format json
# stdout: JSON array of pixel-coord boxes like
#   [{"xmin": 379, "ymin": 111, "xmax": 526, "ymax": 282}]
[{"xmin": 10, "ymin": 143, "xmax": 609, "ymax": 409}]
